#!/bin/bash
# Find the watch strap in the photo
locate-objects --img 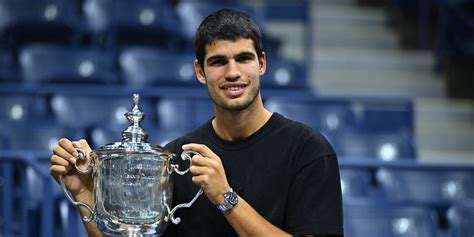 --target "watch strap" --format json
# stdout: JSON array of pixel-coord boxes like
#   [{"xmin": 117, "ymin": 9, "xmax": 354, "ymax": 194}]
[{"xmin": 216, "ymin": 187, "xmax": 238, "ymax": 212}]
